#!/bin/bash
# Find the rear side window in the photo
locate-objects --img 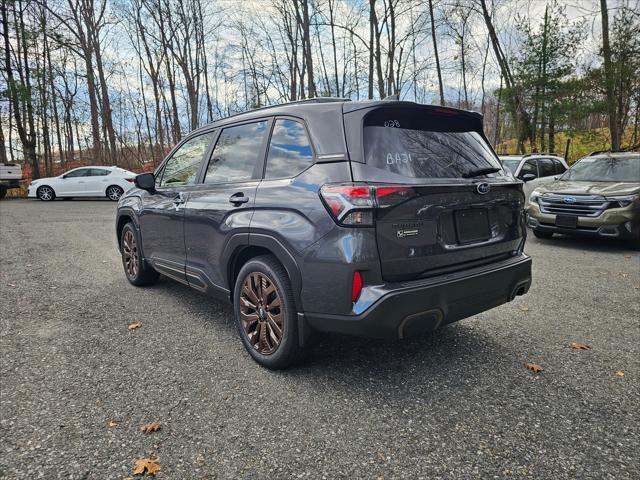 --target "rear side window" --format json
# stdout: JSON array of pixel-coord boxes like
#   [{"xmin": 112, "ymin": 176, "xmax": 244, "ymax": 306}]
[
  {"xmin": 265, "ymin": 119, "xmax": 314, "ymax": 179},
  {"xmin": 204, "ymin": 121, "xmax": 268, "ymax": 184},
  {"xmin": 159, "ymin": 131, "xmax": 216, "ymax": 187},
  {"xmin": 553, "ymin": 159, "xmax": 566, "ymax": 174},
  {"xmin": 538, "ymin": 158, "xmax": 555, "ymax": 177},
  {"xmin": 362, "ymin": 109, "xmax": 502, "ymax": 179},
  {"xmin": 90, "ymin": 168, "xmax": 110, "ymax": 176}
]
